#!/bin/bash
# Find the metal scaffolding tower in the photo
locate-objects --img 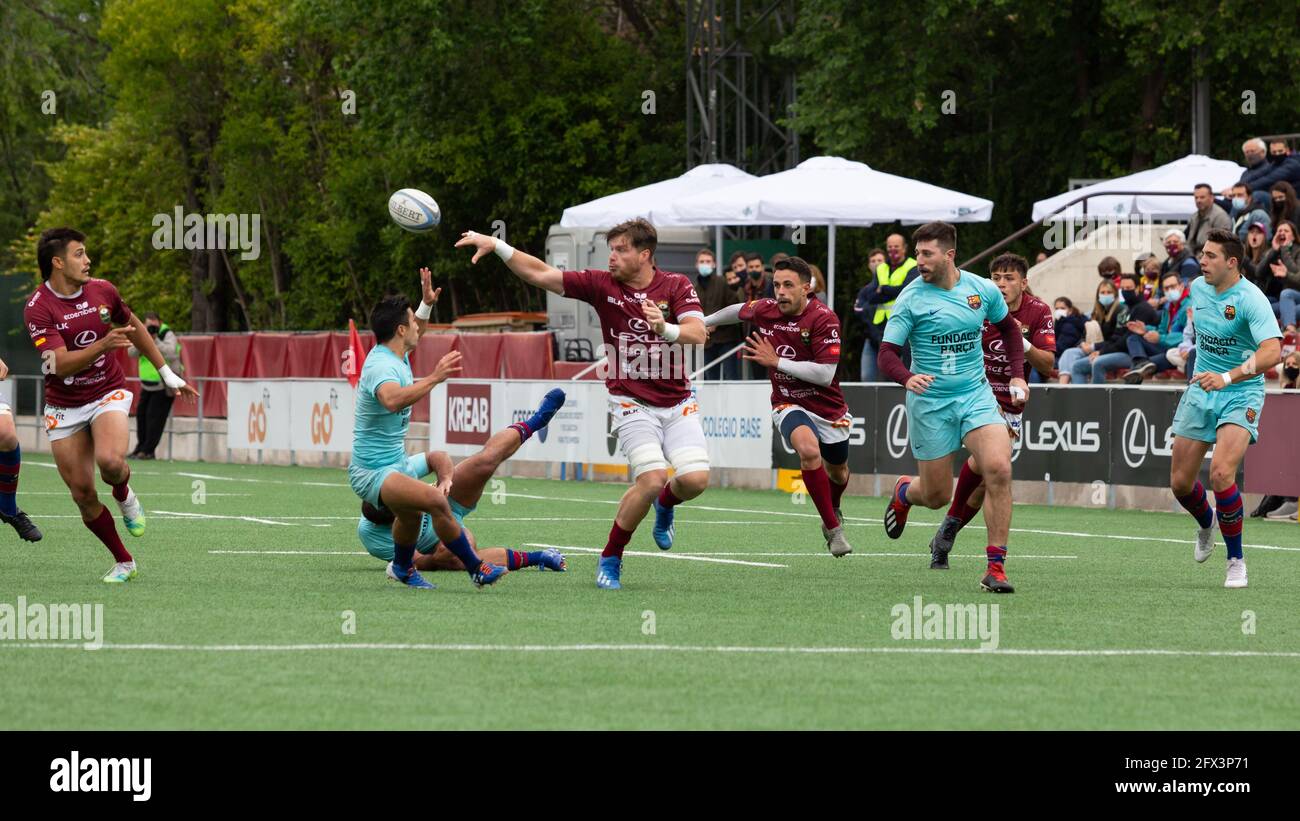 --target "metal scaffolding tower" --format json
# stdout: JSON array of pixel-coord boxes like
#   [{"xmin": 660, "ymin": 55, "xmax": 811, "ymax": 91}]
[{"xmin": 685, "ymin": 0, "xmax": 798, "ymax": 175}]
